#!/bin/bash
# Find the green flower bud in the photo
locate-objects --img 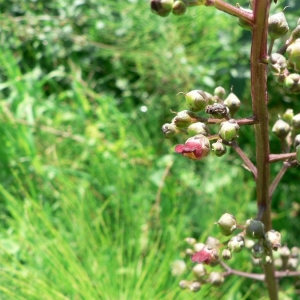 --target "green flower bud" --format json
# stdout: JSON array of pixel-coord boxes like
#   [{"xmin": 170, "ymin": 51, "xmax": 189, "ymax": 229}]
[
  {"xmin": 227, "ymin": 235, "xmax": 245, "ymax": 253},
  {"xmin": 192, "ymin": 264, "xmax": 207, "ymax": 279},
  {"xmin": 238, "ymin": 8, "xmax": 252, "ymax": 31},
  {"xmin": 294, "ymin": 134, "xmax": 300, "ymax": 148},
  {"xmin": 172, "ymin": 110, "xmax": 198, "ymax": 128},
  {"xmin": 264, "ymin": 230, "xmax": 282, "ymax": 251},
  {"xmin": 205, "ymin": 236, "xmax": 220, "ymax": 248},
  {"xmin": 219, "ymin": 119, "xmax": 240, "ymax": 142},
  {"xmin": 245, "ymin": 219, "xmax": 265, "ymax": 239},
  {"xmin": 268, "ymin": 12, "xmax": 289, "ymax": 40},
  {"xmin": 179, "ymin": 280, "xmax": 189, "ymax": 289},
  {"xmin": 292, "ymin": 113, "xmax": 300, "ymax": 129},
  {"xmin": 287, "ymin": 25, "xmax": 300, "ymax": 45},
  {"xmin": 187, "ymin": 122, "xmax": 209, "ymax": 136},
  {"xmin": 287, "ymin": 257, "xmax": 298, "ymax": 270},
  {"xmin": 162, "ymin": 123, "xmax": 179, "ymax": 138},
  {"xmin": 185, "ymin": 248, "xmax": 194, "ymax": 256},
  {"xmin": 252, "ymin": 242, "xmax": 265, "ymax": 259},
  {"xmin": 272, "ymin": 119, "xmax": 290, "ymax": 139},
  {"xmin": 185, "ymin": 237, "xmax": 197, "ymax": 245},
  {"xmin": 287, "ymin": 39, "xmax": 300, "ymax": 72},
  {"xmin": 222, "ymin": 249, "xmax": 232, "ymax": 260},
  {"xmin": 183, "ymin": 90, "xmax": 208, "ymax": 112},
  {"xmin": 291, "ymin": 246, "xmax": 300, "ymax": 258},
  {"xmin": 150, "ymin": 0, "xmax": 173, "ymax": 17},
  {"xmin": 211, "ymin": 141, "xmax": 227, "ymax": 157},
  {"xmin": 282, "ymin": 108, "xmax": 294, "ymax": 124},
  {"xmin": 206, "ymin": 103, "xmax": 229, "ymax": 119},
  {"xmin": 208, "ymin": 272, "xmax": 224, "ymax": 287},
  {"xmin": 269, "ymin": 53, "xmax": 287, "ymax": 75},
  {"xmin": 224, "ymin": 92, "xmax": 241, "ymax": 117},
  {"xmin": 296, "ymin": 145, "xmax": 300, "ymax": 164},
  {"xmin": 284, "ymin": 73, "xmax": 300, "ymax": 94},
  {"xmin": 189, "ymin": 281, "xmax": 201, "ymax": 292},
  {"xmin": 279, "ymin": 246, "xmax": 291, "ymax": 267},
  {"xmin": 214, "ymin": 86, "xmax": 226, "ymax": 100},
  {"xmin": 217, "ymin": 213, "xmax": 237, "ymax": 236},
  {"xmin": 172, "ymin": 0, "xmax": 187, "ymax": 16}
]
